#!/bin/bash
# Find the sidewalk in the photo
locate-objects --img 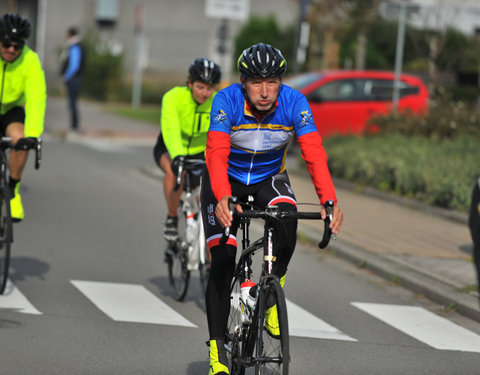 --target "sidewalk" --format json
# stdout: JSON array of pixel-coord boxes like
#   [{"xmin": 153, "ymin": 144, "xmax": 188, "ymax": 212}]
[
  {"xmin": 44, "ymin": 96, "xmax": 480, "ymax": 322},
  {"xmin": 286, "ymin": 157, "xmax": 480, "ymax": 322}
]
